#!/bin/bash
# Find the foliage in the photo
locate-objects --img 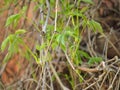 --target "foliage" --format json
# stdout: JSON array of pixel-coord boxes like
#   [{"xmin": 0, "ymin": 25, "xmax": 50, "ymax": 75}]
[
  {"xmin": 0, "ymin": 0, "xmax": 104, "ymax": 89},
  {"xmin": 1, "ymin": 29, "xmax": 26, "ymax": 63},
  {"xmin": 5, "ymin": 6, "xmax": 27, "ymax": 28},
  {"xmin": 88, "ymin": 57, "xmax": 103, "ymax": 65}
]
